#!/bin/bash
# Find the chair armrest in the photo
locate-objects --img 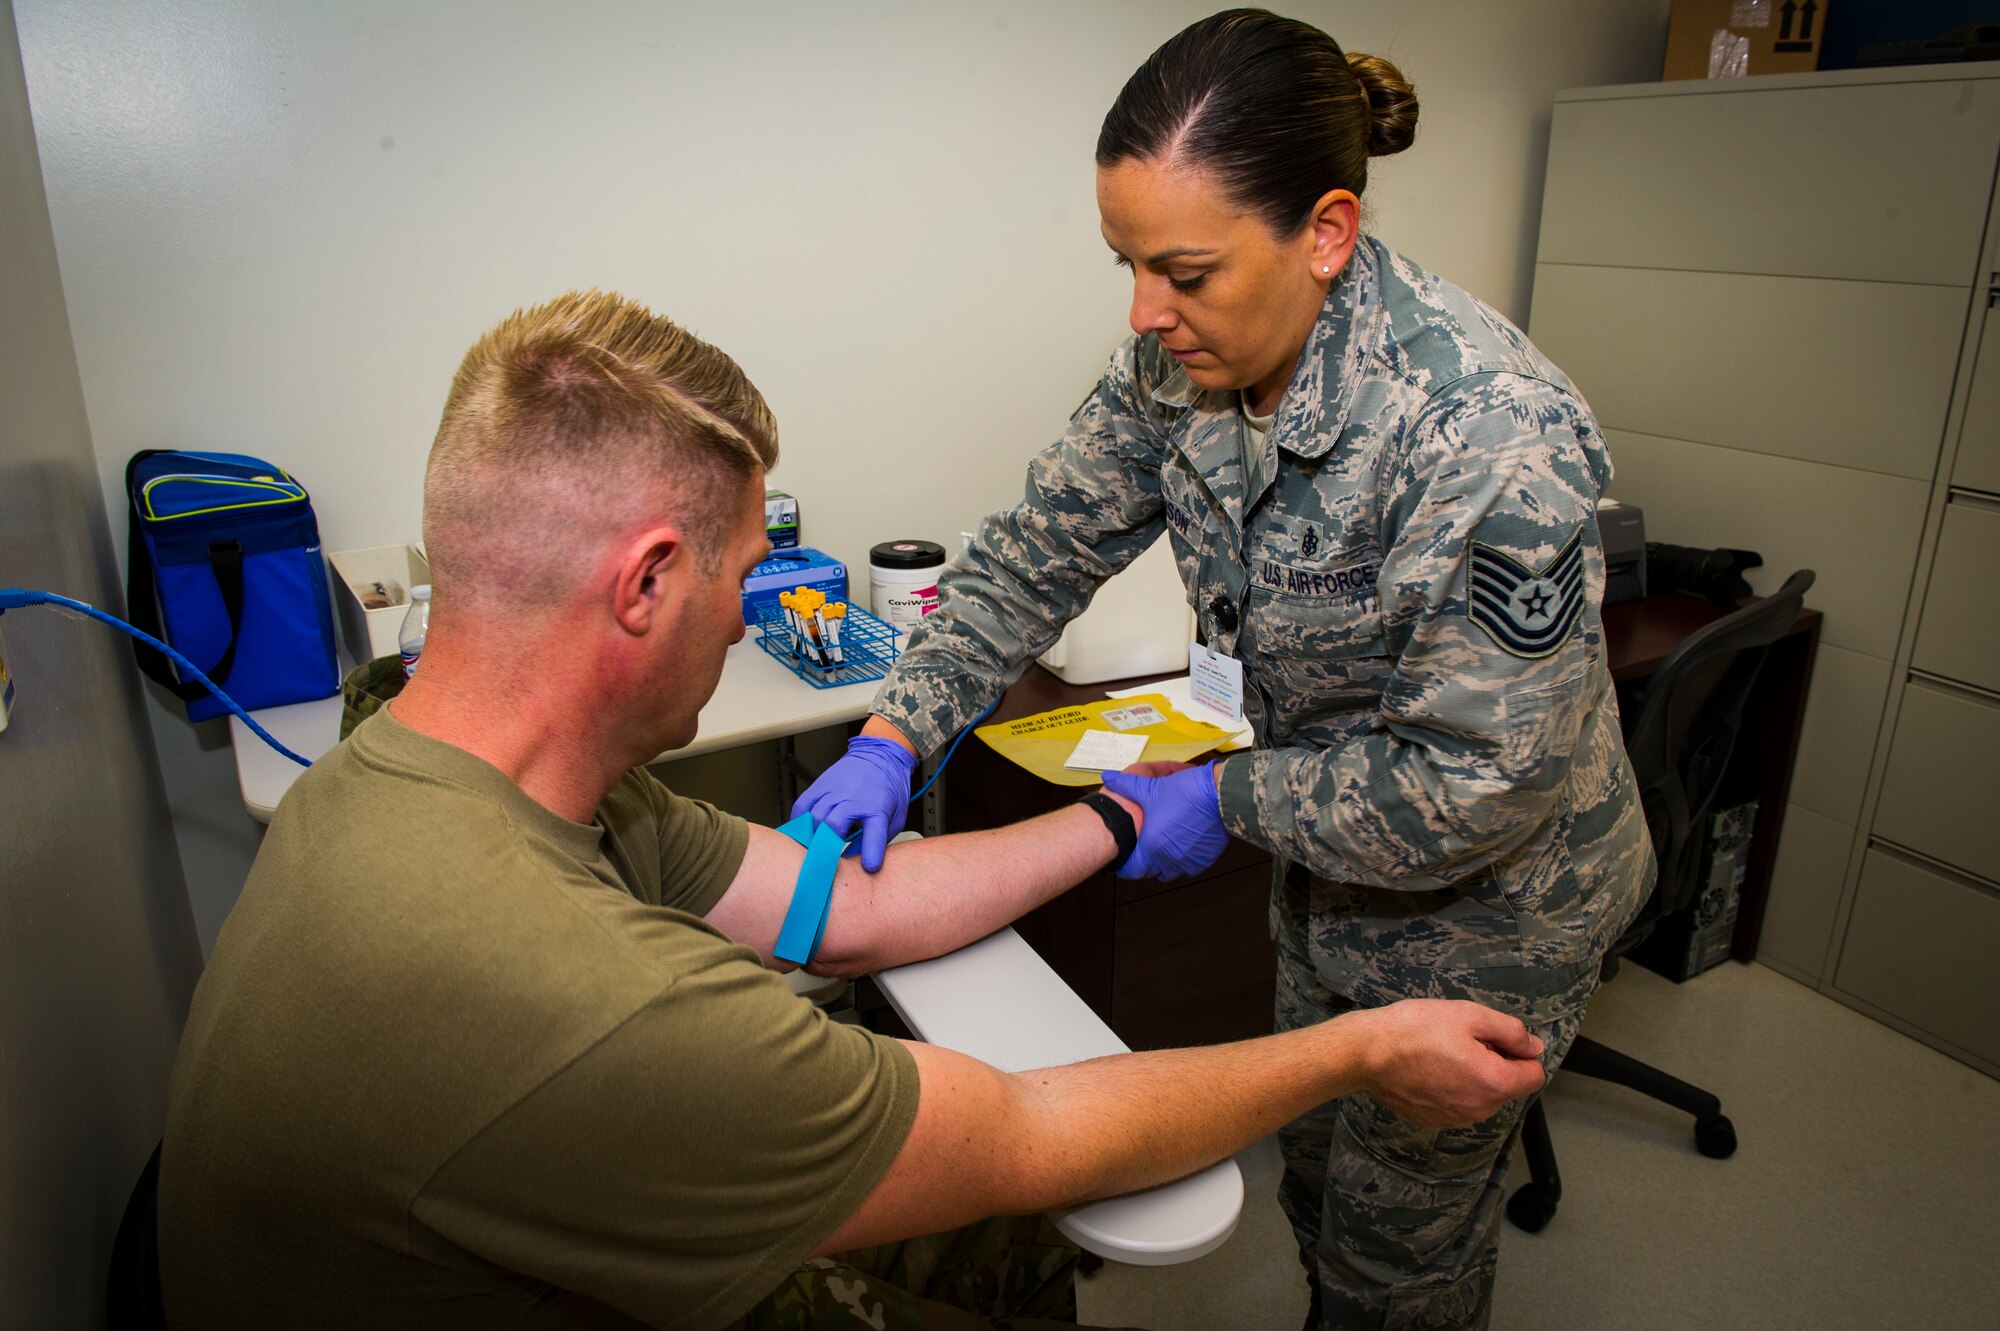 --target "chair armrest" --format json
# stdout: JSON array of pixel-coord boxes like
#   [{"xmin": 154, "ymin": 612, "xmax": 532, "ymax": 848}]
[{"xmin": 873, "ymin": 927, "xmax": 1243, "ymax": 1265}]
